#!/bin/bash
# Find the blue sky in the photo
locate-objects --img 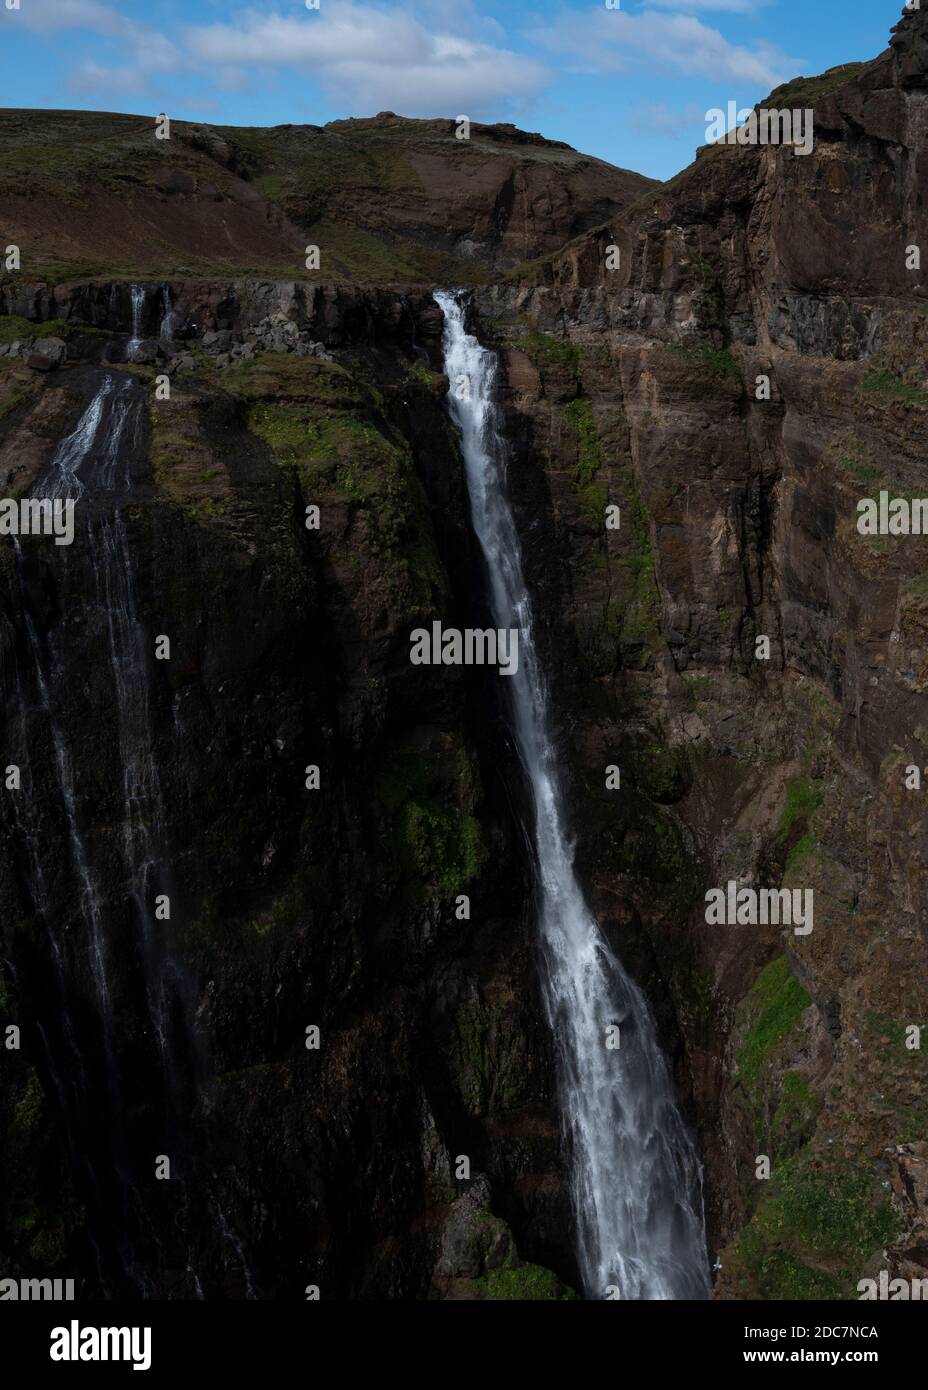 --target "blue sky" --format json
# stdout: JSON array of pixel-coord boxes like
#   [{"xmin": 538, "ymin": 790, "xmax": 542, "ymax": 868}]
[{"xmin": 0, "ymin": 0, "xmax": 908, "ymax": 179}]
